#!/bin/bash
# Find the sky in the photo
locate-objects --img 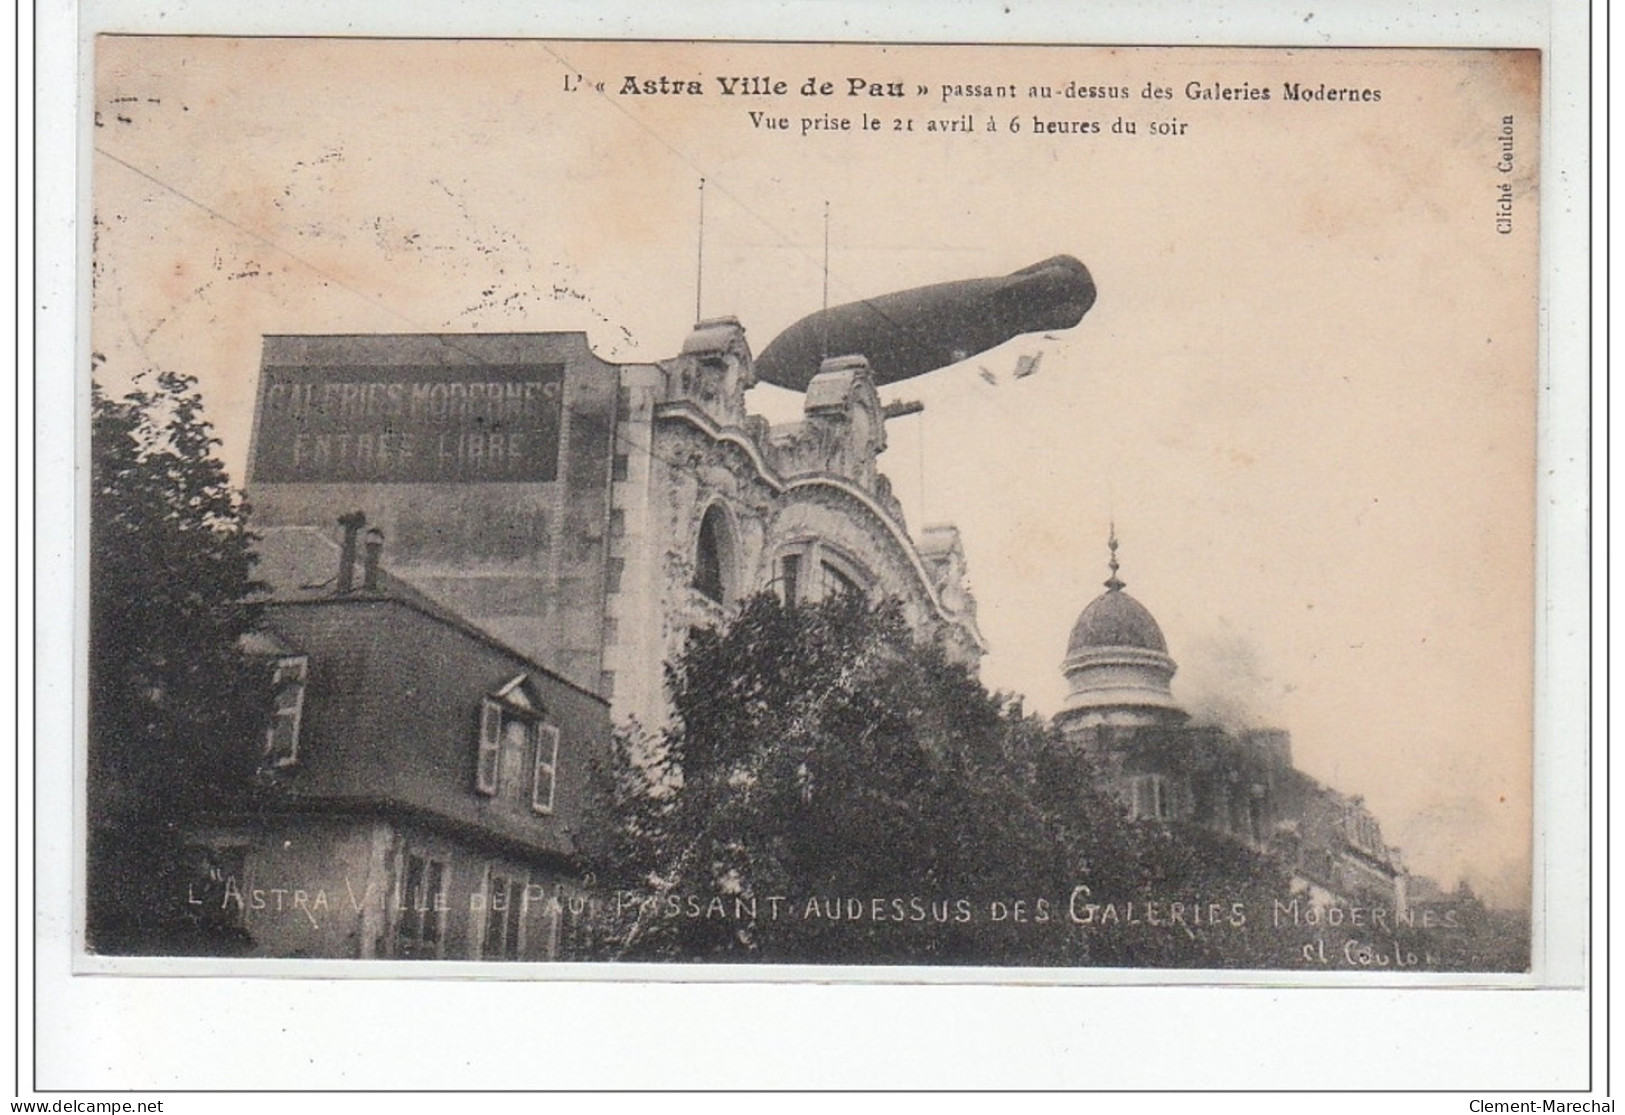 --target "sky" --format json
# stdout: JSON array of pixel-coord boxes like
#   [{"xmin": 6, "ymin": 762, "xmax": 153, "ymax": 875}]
[{"xmin": 91, "ymin": 38, "xmax": 1541, "ymax": 907}]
